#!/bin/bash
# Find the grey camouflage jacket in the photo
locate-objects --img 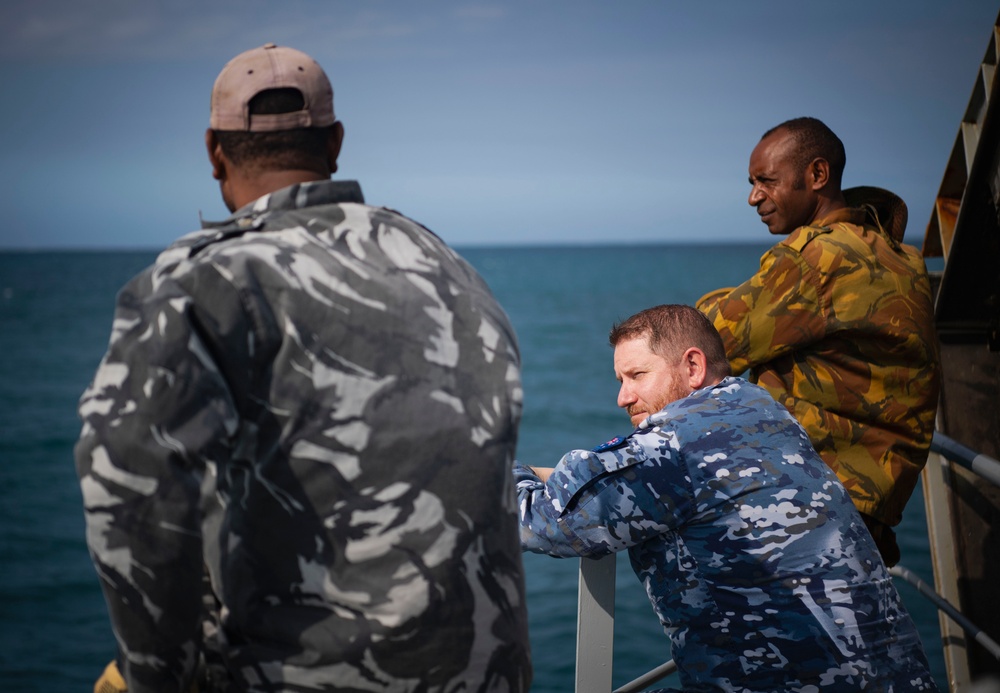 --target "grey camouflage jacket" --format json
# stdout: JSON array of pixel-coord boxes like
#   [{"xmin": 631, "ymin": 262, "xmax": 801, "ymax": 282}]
[{"xmin": 76, "ymin": 180, "xmax": 532, "ymax": 692}]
